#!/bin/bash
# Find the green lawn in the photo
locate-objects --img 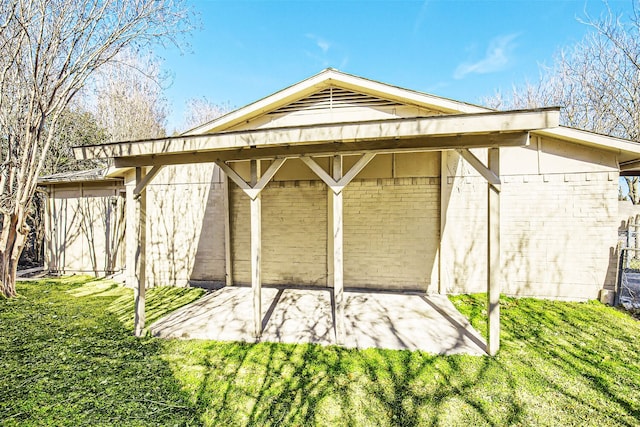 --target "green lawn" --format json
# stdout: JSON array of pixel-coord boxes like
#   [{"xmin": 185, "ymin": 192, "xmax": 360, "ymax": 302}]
[{"xmin": 1, "ymin": 277, "xmax": 640, "ymax": 426}]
